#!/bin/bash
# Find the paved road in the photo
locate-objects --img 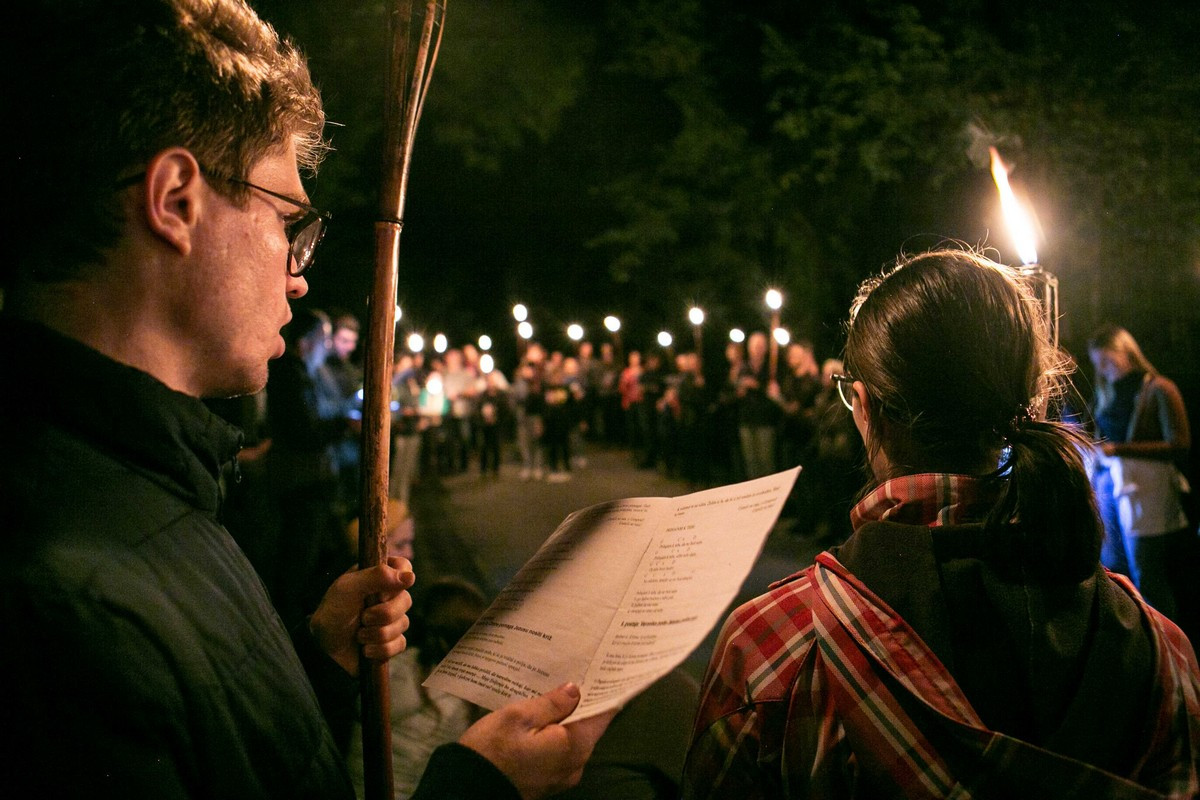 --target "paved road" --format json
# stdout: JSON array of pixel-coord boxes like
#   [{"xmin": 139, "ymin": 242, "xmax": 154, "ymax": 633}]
[{"xmin": 409, "ymin": 442, "xmax": 829, "ymax": 683}]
